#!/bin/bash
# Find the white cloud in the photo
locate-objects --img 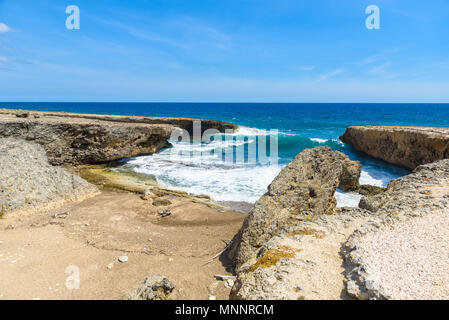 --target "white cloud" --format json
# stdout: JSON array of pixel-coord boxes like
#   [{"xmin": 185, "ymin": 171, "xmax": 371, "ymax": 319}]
[
  {"xmin": 316, "ymin": 69, "xmax": 345, "ymax": 82},
  {"xmin": 368, "ymin": 62, "xmax": 392, "ymax": 75},
  {"xmin": 0, "ymin": 23, "xmax": 11, "ymax": 33},
  {"xmin": 356, "ymin": 48, "xmax": 398, "ymax": 66},
  {"xmin": 294, "ymin": 65, "xmax": 315, "ymax": 71}
]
